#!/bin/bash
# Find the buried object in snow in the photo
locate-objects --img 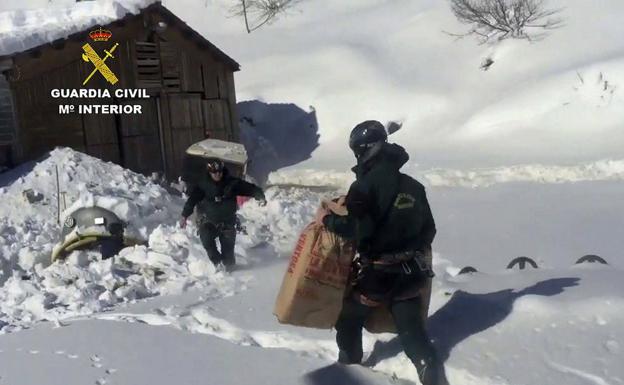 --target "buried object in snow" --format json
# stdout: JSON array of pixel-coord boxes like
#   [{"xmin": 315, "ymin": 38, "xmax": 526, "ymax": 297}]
[
  {"xmin": 575, "ymin": 254, "xmax": 608, "ymax": 265},
  {"xmin": 507, "ymin": 256, "xmax": 539, "ymax": 270},
  {"xmin": 458, "ymin": 266, "xmax": 479, "ymax": 275},
  {"xmin": 51, "ymin": 206, "xmax": 145, "ymax": 262}
]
